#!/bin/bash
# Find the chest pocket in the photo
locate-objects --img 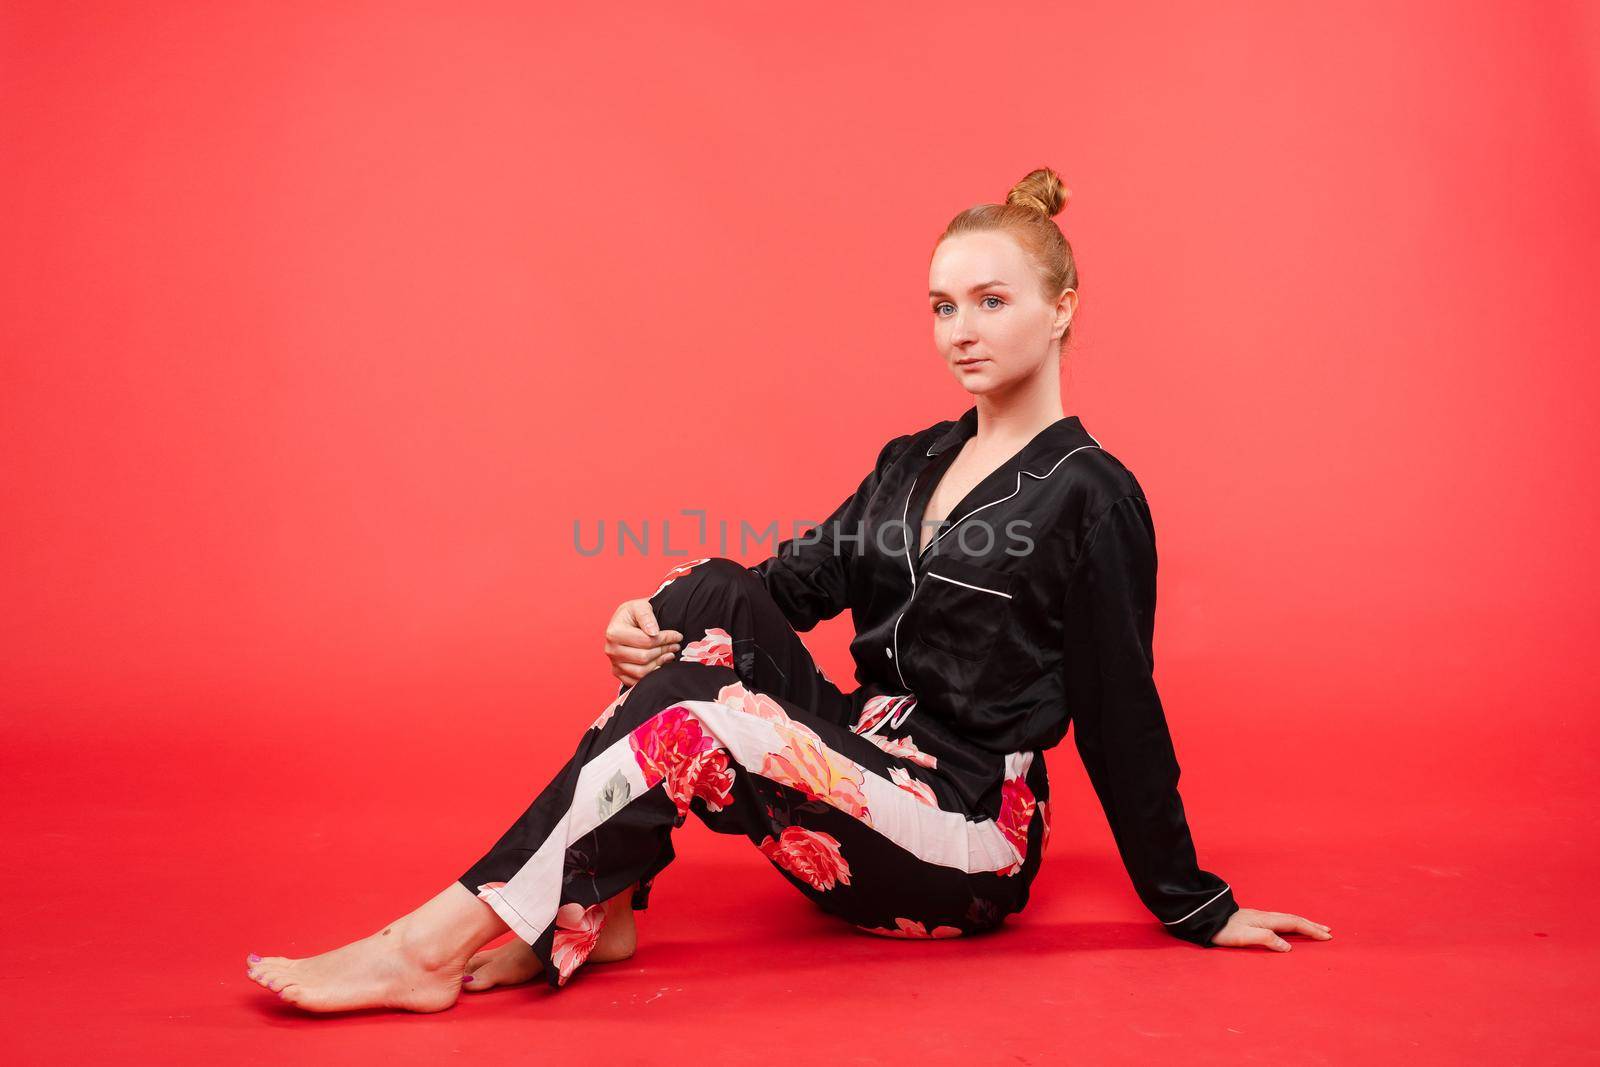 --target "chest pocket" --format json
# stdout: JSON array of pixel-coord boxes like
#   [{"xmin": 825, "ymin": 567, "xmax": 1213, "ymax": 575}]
[{"xmin": 911, "ymin": 557, "xmax": 1019, "ymax": 663}]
